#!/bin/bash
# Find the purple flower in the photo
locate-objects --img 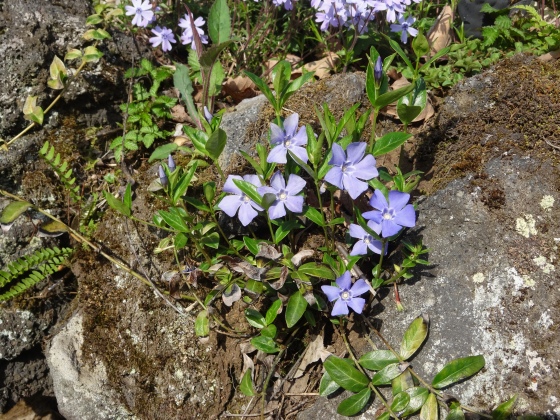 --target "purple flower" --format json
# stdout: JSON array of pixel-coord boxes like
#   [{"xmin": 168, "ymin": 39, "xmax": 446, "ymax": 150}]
[
  {"xmin": 348, "ymin": 221, "xmax": 385, "ymax": 256},
  {"xmin": 125, "ymin": 0, "xmax": 154, "ymax": 27},
  {"xmin": 203, "ymin": 106, "xmax": 213, "ymax": 123},
  {"xmin": 267, "ymin": 113, "xmax": 308, "ymax": 164},
  {"xmin": 168, "ymin": 155, "xmax": 176, "ymax": 172},
  {"xmin": 257, "ymin": 172, "xmax": 305, "ymax": 219},
  {"xmin": 321, "ymin": 271, "xmax": 369, "ymax": 316},
  {"xmin": 219, "ymin": 175, "xmax": 264, "ymax": 226},
  {"xmin": 272, "ymin": 0, "xmax": 294, "ymax": 10},
  {"xmin": 390, "ymin": 15, "xmax": 418, "ymax": 44},
  {"xmin": 179, "ymin": 15, "xmax": 209, "ymax": 50},
  {"xmin": 363, "ymin": 190, "xmax": 416, "ymax": 237},
  {"xmin": 149, "ymin": 26, "xmax": 176, "ymax": 52},
  {"xmin": 374, "ymin": 56, "xmax": 383, "ymax": 85},
  {"xmin": 158, "ymin": 165, "xmax": 168, "ymax": 187},
  {"xmin": 324, "ymin": 142, "xmax": 378, "ymax": 199},
  {"xmin": 374, "ymin": 0, "xmax": 405, "ymax": 23}
]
